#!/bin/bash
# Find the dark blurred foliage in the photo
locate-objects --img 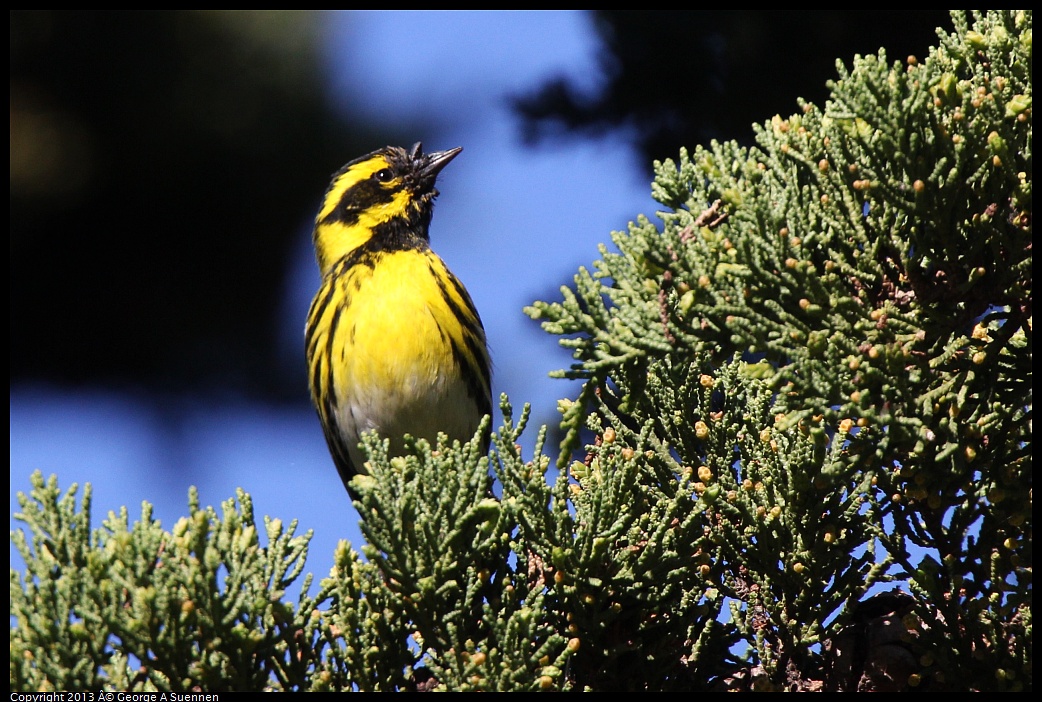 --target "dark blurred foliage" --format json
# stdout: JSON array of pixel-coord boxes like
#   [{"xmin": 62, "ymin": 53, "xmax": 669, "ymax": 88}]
[
  {"xmin": 514, "ymin": 11, "xmax": 954, "ymax": 166},
  {"xmin": 10, "ymin": 11, "xmax": 397, "ymax": 401}
]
